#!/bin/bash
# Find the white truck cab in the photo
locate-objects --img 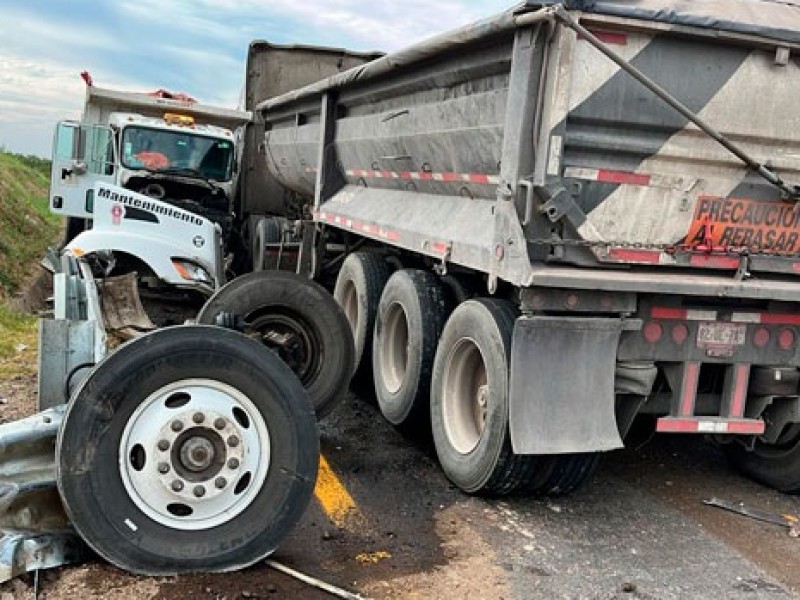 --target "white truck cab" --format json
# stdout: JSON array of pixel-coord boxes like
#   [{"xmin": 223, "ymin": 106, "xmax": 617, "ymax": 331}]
[{"xmin": 50, "ymin": 84, "xmax": 250, "ymax": 294}]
